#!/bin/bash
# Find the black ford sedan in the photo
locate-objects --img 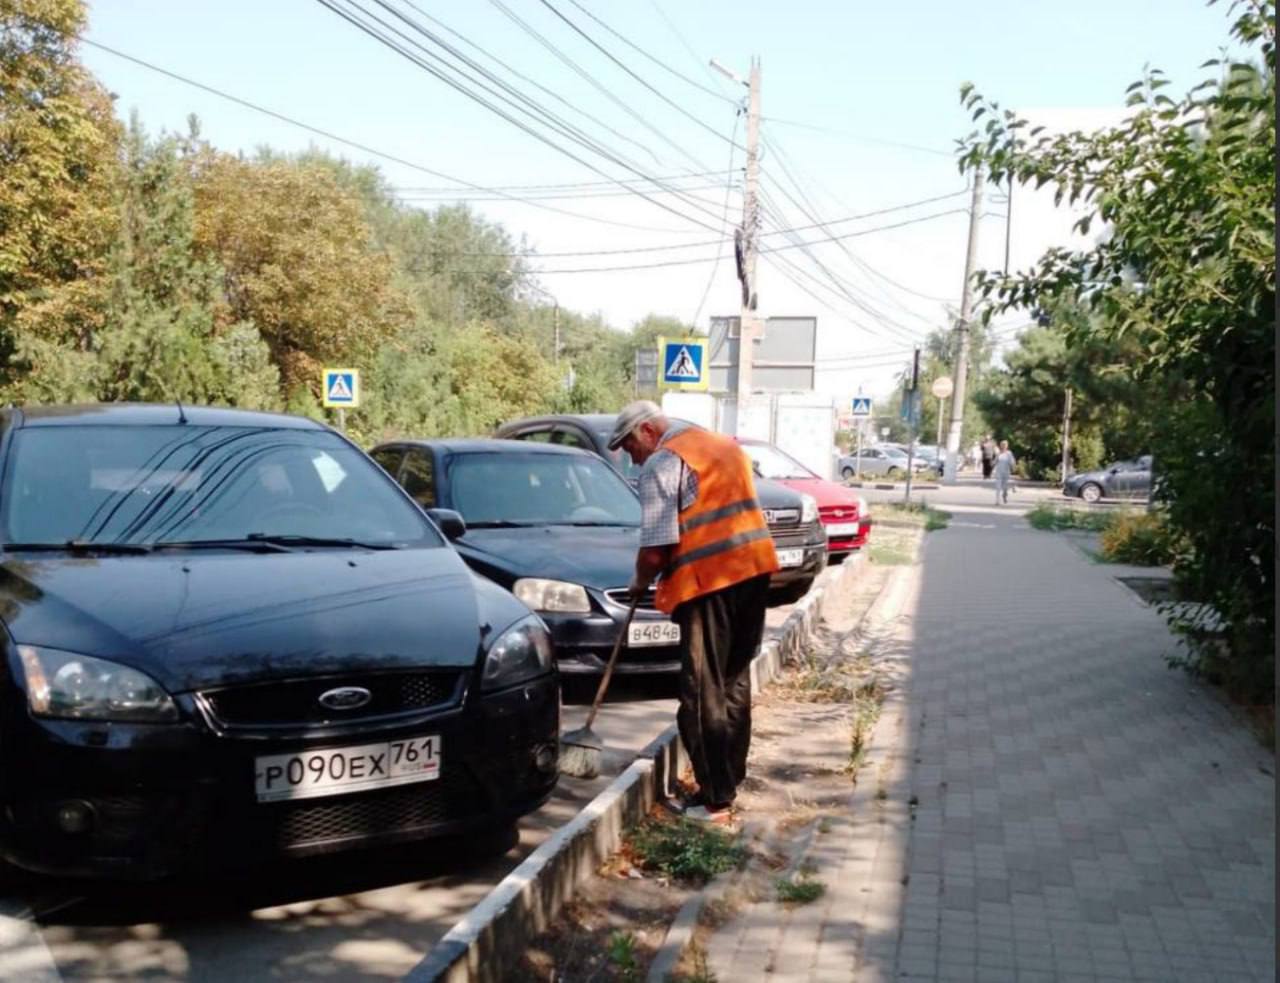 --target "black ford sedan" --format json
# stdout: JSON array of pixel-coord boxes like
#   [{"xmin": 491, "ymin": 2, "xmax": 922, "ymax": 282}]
[
  {"xmin": 371, "ymin": 439, "xmax": 683, "ymax": 675},
  {"xmin": 0, "ymin": 405, "xmax": 558, "ymax": 878}
]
